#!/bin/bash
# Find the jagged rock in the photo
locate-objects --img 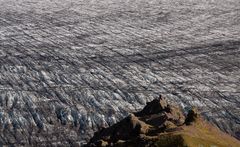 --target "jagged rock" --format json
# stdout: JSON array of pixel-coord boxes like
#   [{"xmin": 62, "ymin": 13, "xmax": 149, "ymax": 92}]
[
  {"xmin": 185, "ymin": 107, "xmax": 199, "ymax": 125},
  {"xmin": 128, "ymin": 114, "xmax": 150, "ymax": 135},
  {"xmin": 135, "ymin": 95, "xmax": 185, "ymax": 128},
  {"xmin": 165, "ymin": 105, "xmax": 185, "ymax": 126},
  {"xmin": 89, "ymin": 113, "xmax": 151, "ymax": 145},
  {"xmin": 87, "ymin": 96, "xmax": 240, "ymax": 147},
  {"xmin": 135, "ymin": 95, "xmax": 168, "ymax": 116},
  {"xmin": 163, "ymin": 121, "xmax": 177, "ymax": 130}
]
